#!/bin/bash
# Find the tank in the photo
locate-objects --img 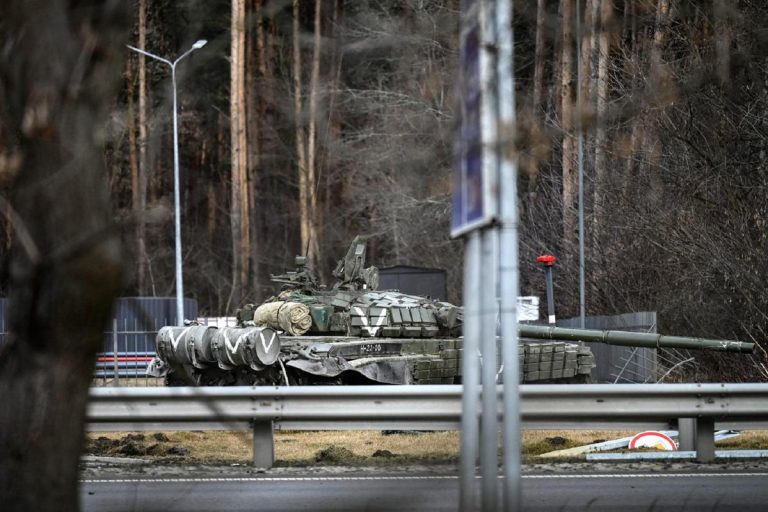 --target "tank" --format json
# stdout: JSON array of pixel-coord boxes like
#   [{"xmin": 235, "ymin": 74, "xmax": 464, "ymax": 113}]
[{"xmin": 148, "ymin": 236, "xmax": 754, "ymax": 386}]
